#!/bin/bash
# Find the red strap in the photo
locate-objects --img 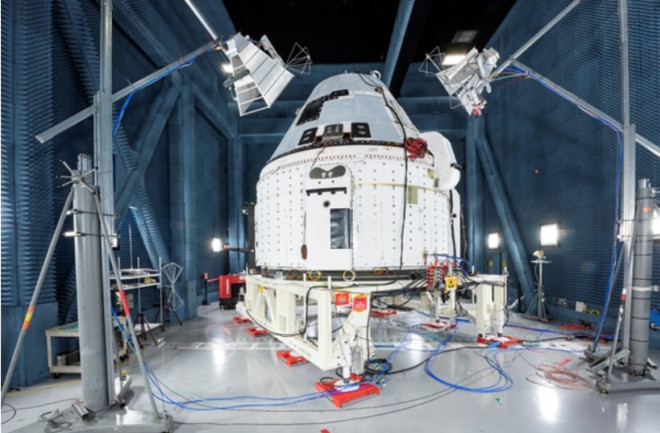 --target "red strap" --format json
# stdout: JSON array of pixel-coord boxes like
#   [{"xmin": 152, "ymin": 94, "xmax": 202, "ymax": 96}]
[{"xmin": 405, "ymin": 137, "xmax": 428, "ymax": 159}]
